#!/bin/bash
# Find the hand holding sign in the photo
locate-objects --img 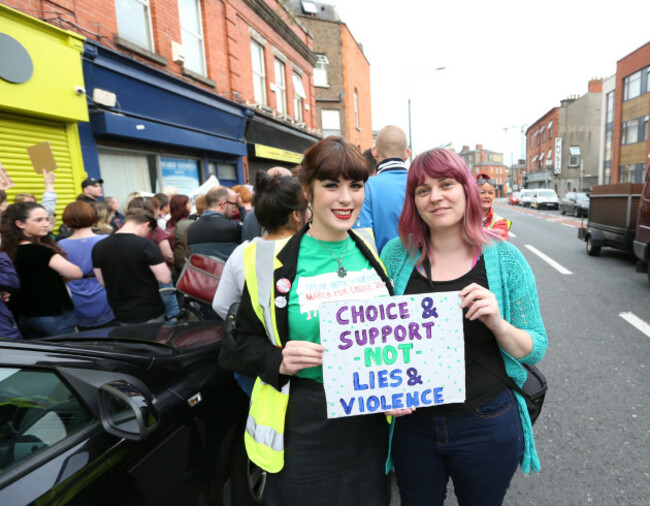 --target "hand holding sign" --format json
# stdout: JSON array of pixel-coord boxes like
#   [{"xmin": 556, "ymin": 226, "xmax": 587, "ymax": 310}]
[
  {"xmin": 459, "ymin": 282, "xmax": 506, "ymax": 334},
  {"xmin": 279, "ymin": 340, "xmax": 325, "ymax": 376}
]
